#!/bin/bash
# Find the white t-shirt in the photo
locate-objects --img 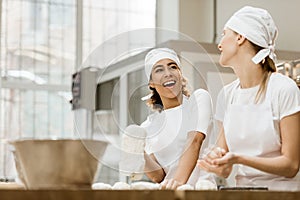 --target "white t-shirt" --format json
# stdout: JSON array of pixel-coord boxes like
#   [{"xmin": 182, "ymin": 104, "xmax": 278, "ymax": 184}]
[
  {"xmin": 215, "ymin": 73, "xmax": 300, "ymax": 123},
  {"xmin": 141, "ymin": 89, "xmax": 213, "ymax": 184},
  {"xmin": 215, "ymin": 73, "xmax": 300, "ymax": 190}
]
